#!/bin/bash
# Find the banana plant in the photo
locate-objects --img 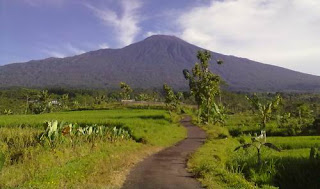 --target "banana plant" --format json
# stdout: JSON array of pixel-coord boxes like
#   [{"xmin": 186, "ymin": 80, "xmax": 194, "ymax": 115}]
[
  {"xmin": 211, "ymin": 102, "xmax": 227, "ymax": 125},
  {"xmin": 234, "ymin": 131, "xmax": 281, "ymax": 165},
  {"xmin": 246, "ymin": 94, "xmax": 281, "ymax": 130}
]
